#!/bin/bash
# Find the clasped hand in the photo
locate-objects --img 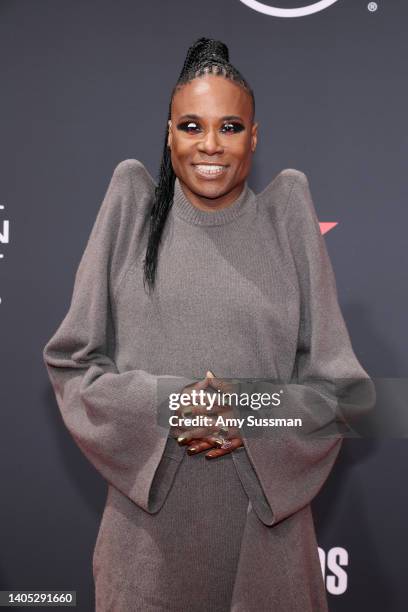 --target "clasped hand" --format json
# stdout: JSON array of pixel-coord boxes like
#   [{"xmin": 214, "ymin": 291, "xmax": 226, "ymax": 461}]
[{"xmin": 171, "ymin": 370, "xmax": 244, "ymax": 460}]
